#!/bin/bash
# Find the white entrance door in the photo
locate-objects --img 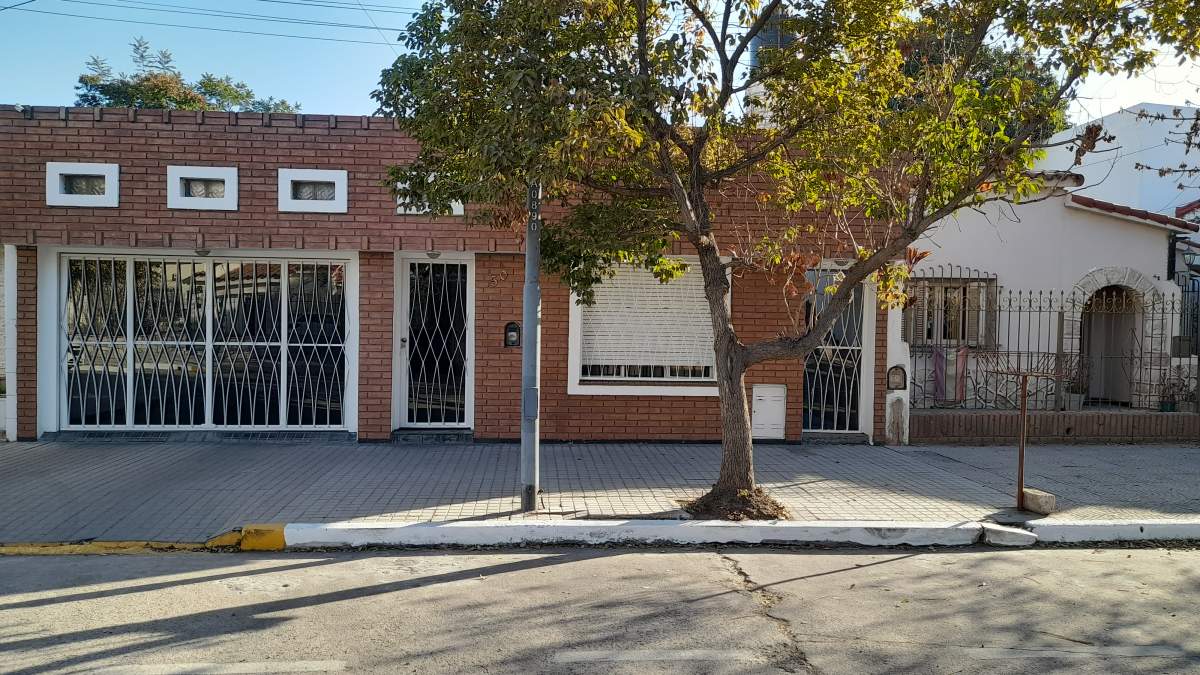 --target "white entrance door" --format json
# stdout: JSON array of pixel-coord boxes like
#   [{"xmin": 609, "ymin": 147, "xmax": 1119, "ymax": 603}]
[
  {"xmin": 396, "ymin": 257, "xmax": 474, "ymax": 428},
  {"xmin": 802, "ymin": 270, "xmax": 866, "ymax": 432}
]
